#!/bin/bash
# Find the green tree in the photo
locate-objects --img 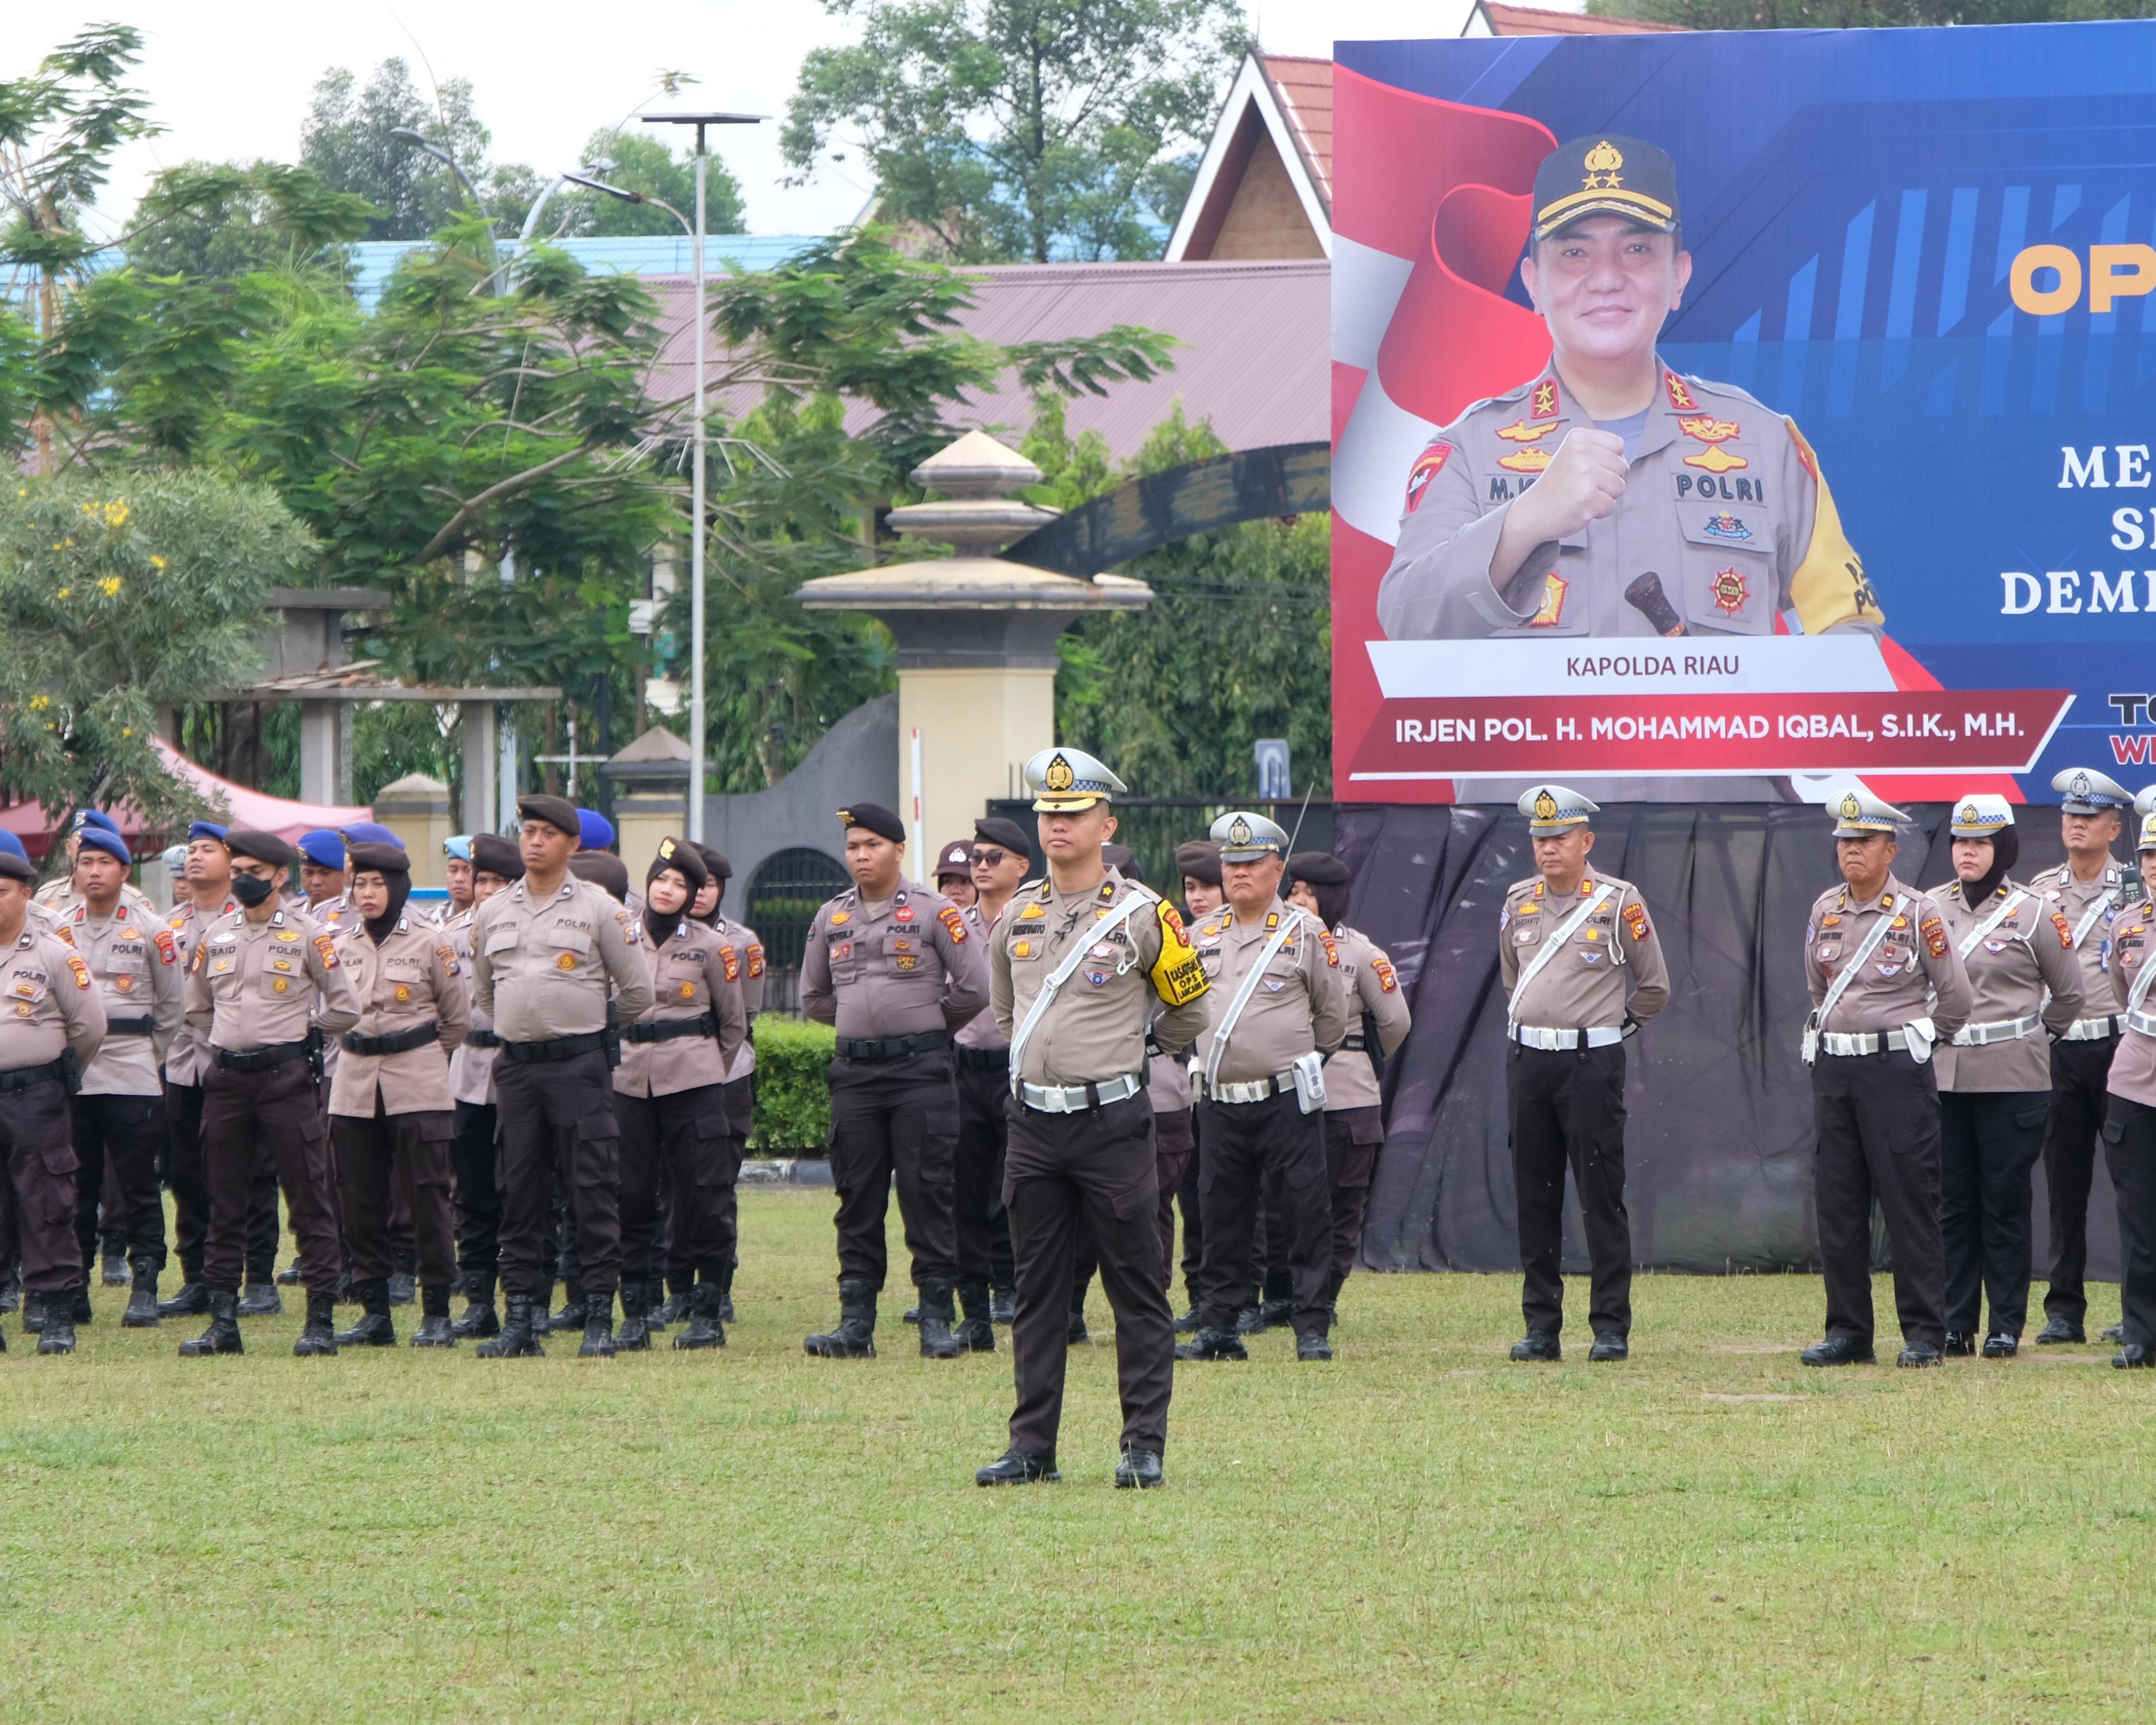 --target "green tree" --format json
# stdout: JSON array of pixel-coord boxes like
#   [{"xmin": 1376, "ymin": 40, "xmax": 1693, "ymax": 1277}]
[
  {"xmin": 299, "ymin": 59, "xmax": 501, "ymax": 240},
  {"xmin": 123, "ymin": 159, "xmax": 376, "ymax": 281},
  {"xmin": 783, "ymin": 0, "xmax": 1245, "ymax": 262},
  {"xmin": 0, "ymin": 23, "xmax": 157, "ymax": 285},
  {"xmin": 564, "ymin": 129, "xmax": 746, "ymax": 238}
]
